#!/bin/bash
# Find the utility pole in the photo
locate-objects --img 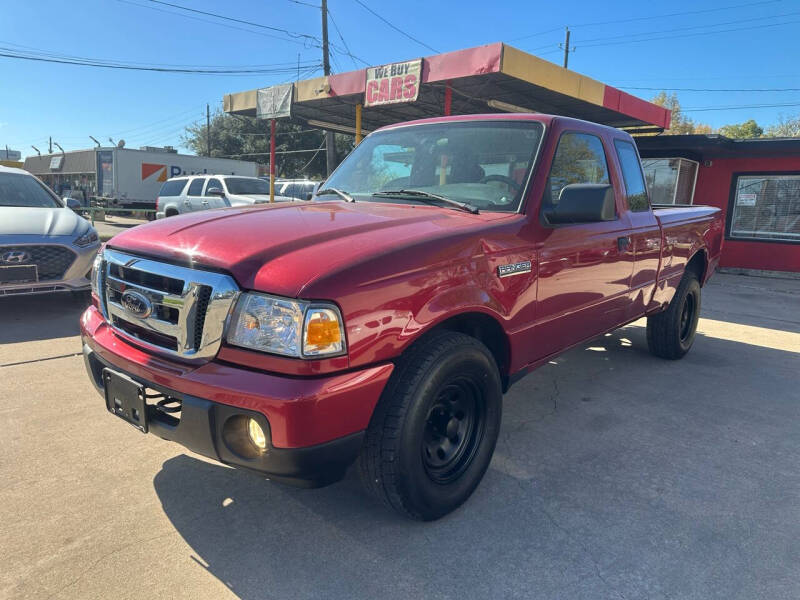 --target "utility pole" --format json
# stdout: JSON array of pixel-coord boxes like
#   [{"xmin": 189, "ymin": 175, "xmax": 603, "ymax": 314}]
[
  {"xmin": 49, "ymin": 137, "xmax": 52, "ymax": 154},
  {"xmin": 206, "ymin": 103, "xmax": 211, "ymax": 157},
  {"xmin": 321, "ymin": 0, "xmax": 336, "ymax": 176},
  {"xmin": 560, "ymin": 27, "xmax": 574, "ymax": 69}
]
